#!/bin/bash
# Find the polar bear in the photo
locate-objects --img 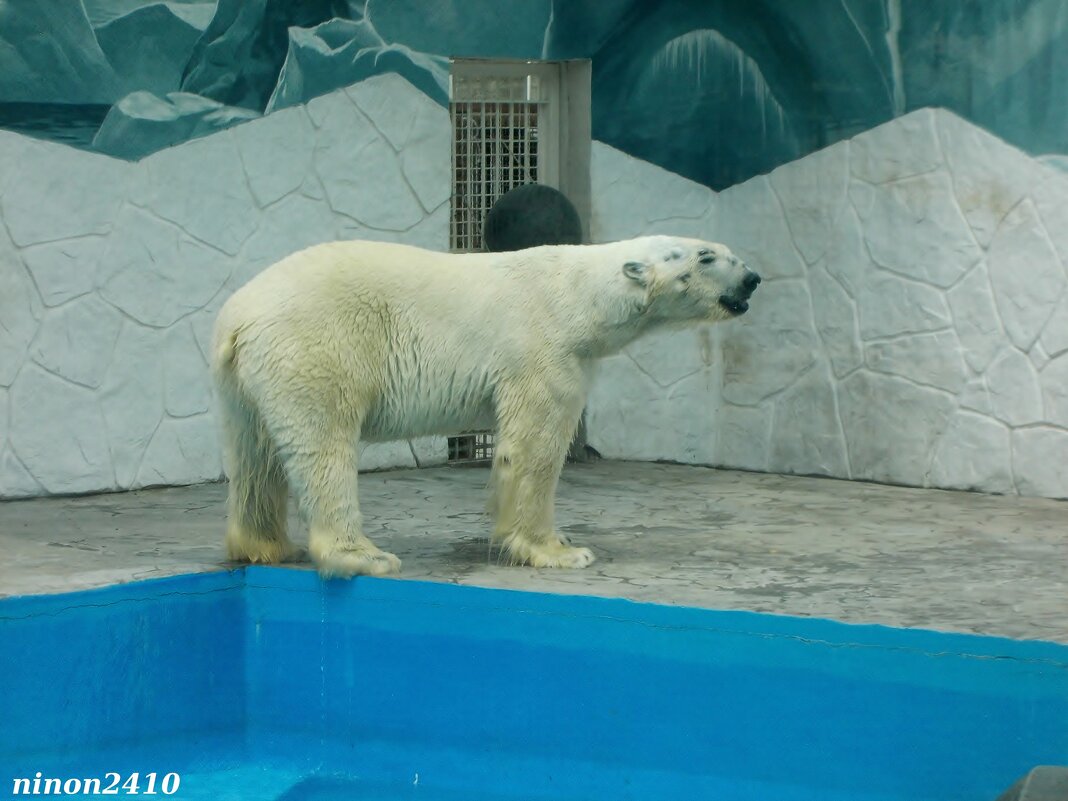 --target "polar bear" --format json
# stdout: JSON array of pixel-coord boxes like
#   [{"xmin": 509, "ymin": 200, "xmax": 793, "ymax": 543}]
[{"xmin": 212, "ymin": 236, "xmax": 760, "ymax": 577}]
